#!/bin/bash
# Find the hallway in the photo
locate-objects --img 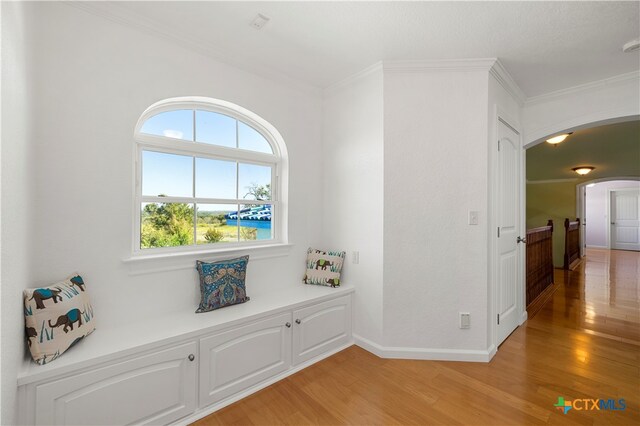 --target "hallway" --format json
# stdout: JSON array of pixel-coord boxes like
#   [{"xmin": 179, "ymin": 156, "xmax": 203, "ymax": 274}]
[{"xmin": 194, "ymin": 249, "xmax": 639, "ymax": 425}]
